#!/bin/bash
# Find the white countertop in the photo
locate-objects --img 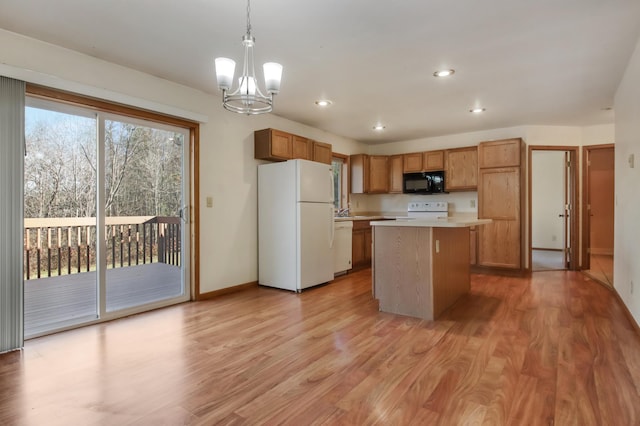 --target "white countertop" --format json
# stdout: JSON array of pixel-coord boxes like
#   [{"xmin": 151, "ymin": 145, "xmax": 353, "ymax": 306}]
[{"xmin": 370, "ymin": 217, "xmax": 492, "ymax": 228}]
